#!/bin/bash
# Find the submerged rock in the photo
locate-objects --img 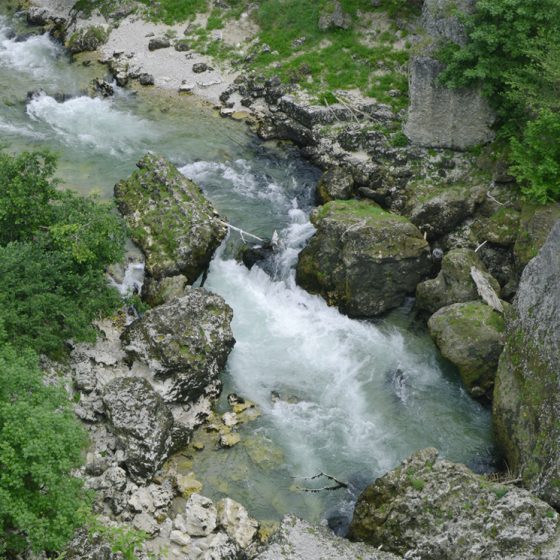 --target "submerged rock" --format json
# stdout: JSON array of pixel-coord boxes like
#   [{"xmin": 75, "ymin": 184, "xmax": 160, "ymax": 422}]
[
  {"xmin": 494, "ymin": 221, "xmax": 560, "ymax": 507},
  {"xmin": 296, "ymin": 200, "xmax": 431, "ymax": 317},
  {"xmin": 256, "ymin": 515, "xmax": 399, "ymax": 560},
  {"xmin": 416, "ymin": 248, "xmax": 500, "ymax": 315},
  {"xmin": 428, "ymin": 301, "xmax": 506, "ymax": 397},
  {"xmin": 349, "ymin": 448, "xmax": 560, "ymax": 560},
  {"xmin": 114, "ymin": 154, "xmax": 226, "ymax": 289},
  {"xmin": 102, "ymin": 377, "xmax": 174, "ymax": 483},
  {"xmin": 121, "ymin": 287, "xmax": 235, "ymax": 403}
]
